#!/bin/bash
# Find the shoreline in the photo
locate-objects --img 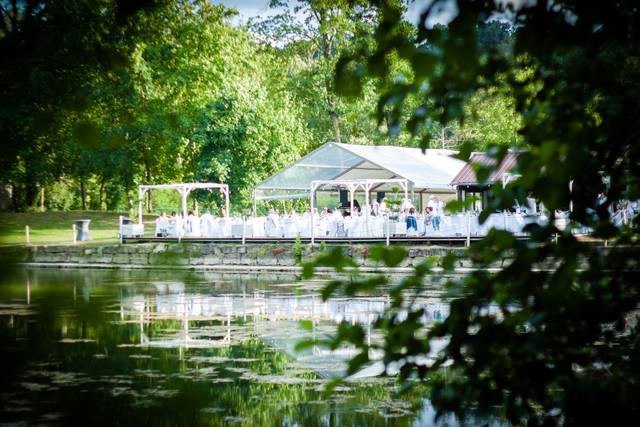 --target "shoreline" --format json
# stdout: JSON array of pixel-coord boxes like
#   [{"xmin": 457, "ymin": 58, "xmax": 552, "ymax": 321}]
[{"xmin": 19, "ymin": 261, "xmax": 506, "ymax": 274}]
